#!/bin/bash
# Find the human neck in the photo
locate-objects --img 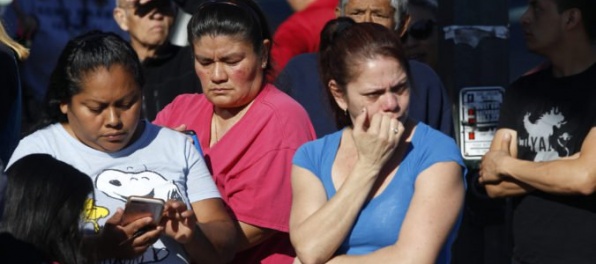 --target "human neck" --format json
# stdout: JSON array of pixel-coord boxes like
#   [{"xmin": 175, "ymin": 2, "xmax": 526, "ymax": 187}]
[
  {"xmin": 547, "ymin": 42, "xmax": 596, "ymax": 78},
  {"xmin": 131, "ymin": 40, "xmax": 162, "ymax": 62},
  {"xmin": 210, "ymin": 101, "xmax": 255, "ymax": 145},
  {"xmin": 213, "ymin": 101, "xmax": 254, "ymax": 120}
]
